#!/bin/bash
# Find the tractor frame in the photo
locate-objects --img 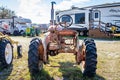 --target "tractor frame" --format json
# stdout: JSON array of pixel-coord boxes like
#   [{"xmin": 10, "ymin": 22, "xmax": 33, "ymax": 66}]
[{"xmin": 28, "ymin": 15, "xmax": 97, "ymax": 77}]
